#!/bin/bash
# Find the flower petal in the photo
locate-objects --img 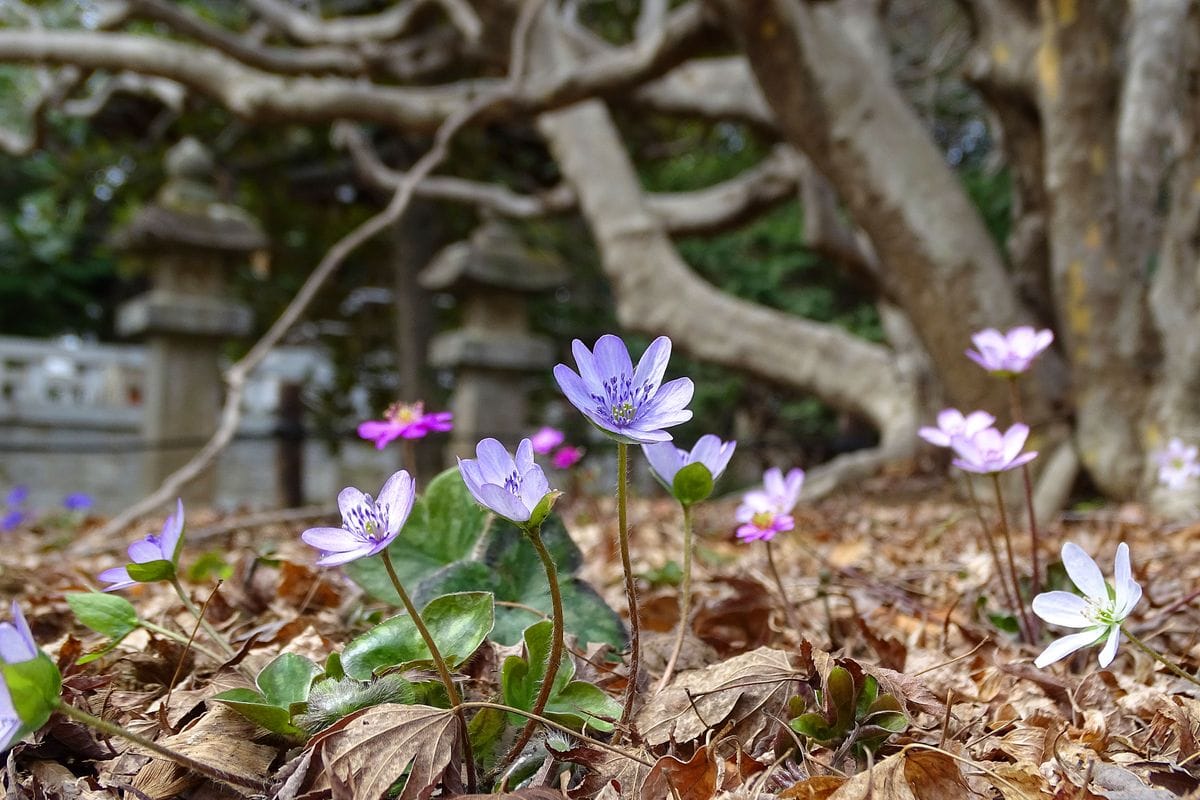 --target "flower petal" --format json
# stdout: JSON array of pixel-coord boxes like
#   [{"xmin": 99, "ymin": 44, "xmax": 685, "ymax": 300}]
[
  {"xmin": 337, "ymin": 487, "xmax": 369, "ymax": 526},
  {"xmin": 377, "ymin": 470, "xmax": 416, "ymax": 536},
  {"xmin": 918, "ymin": 426, "xmax": 951, "ymax": 447},
  {"xmin": 478, "ymin": 483, "xmax": 531, "ymax": 523},
  {"xmin": 1112, "ymin": 542, "xmax": 1142, "ymax": 618},
  {"xmin": 314, "ymin": 543, "xmax": 379, "ymax": 567},
  {"xmin": 515, "ymin": 439, "xmax": 535, "ymax": 475},
  {"xmin": 301, "ymin": 527, "xmax": 358, "ymax": 552},
  {"xmin": 476, "ymin": 438, "xmax": 516, "ymax": 484},
  {"xmin": 593, "ymin": 335, "xmax": 633, "ymax": 383},
  {"xmin": 98, "ymin": 566, "xmax": 134, "ymax": 590},
  {"xmin": 1033, "ymin": 628, "xmax": 1105, "ymax": 668},
  {"xmin": 458, "ymin": 457, "xmax": 486, "ymax": 501},
  {"xmin": 782, "ymin": 469, "xmax": 805, "ymax": 511},
  {"xmin": 127, "ymin": 539, "xmax": 164, "ymax": 564},
  {"xmin": 517, "ymin": 466, "xmax": 550, "ymax": 512},
  {"xmin": 1061, "ymin": 542, "xmax": 1108, "ymax": 602},
  {"xmin": 358, "ymin": 420, "xmax": 401, "ymax": 449},
  {"xmin": 570, "ymin": 339, "xmax": 602, "ymax": 391},
  {"xmin": 964, "ymin": 411, "xmax": 996, "ymax": 437},
  {"xmin": 763, "ymin": 467, "xmax": 785, "ymax": 500},
  {"xmin": 643, "ymin": 442, "xmax": 682, "ymax": 486},
  {"xmin": 638, "ymin": 377, "xmax": 693, "ymax": 424},
  {"xmin": 631, "ymin": 336, "xmax": 671, "ymax": 394},
  {"xmin": 1031, "ymin": 591, "xmax": 1092, "ymax": 628},
  {"xmin": 1001, "ymin": 424, "xmax": 1031, "ymax": 466},
  {"xmin": 160, "ymin": 498, "xmax": 185, "ymax": 562},
  {"xmin": 1097, "ymin": 625, "xmax": 1122, "ymax": 668}
]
